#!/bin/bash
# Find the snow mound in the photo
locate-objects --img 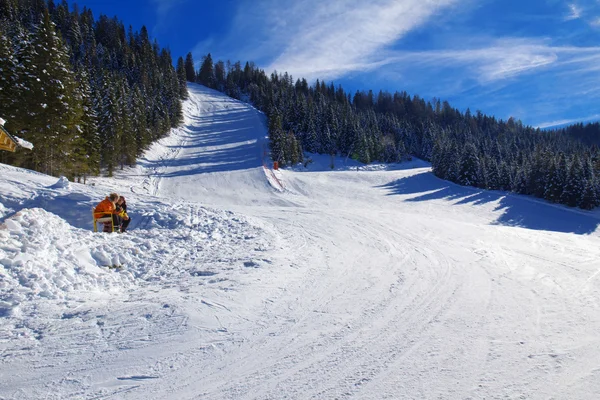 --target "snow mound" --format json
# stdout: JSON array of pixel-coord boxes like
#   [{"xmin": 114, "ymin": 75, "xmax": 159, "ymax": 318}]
[
  {"xmin": 0, "ymin": 201, "xmax": 274, "ymax": 315},
  {"xmin": 49, "ymin": 175, "xmax": 70, "ymax": 189},
  {"xmin": 0, "ymin": 208, "xmax": 134, "ymax": 314}
]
